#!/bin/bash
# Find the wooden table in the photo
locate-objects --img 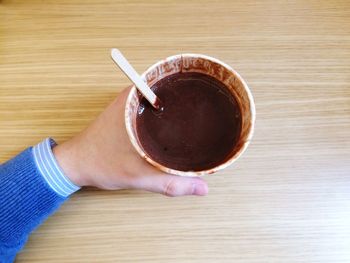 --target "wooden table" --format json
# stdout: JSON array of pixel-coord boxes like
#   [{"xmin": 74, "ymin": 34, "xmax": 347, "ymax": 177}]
[{"xmin": 1, "ymin": 0, "xmax": 350, "ymax": 262}]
